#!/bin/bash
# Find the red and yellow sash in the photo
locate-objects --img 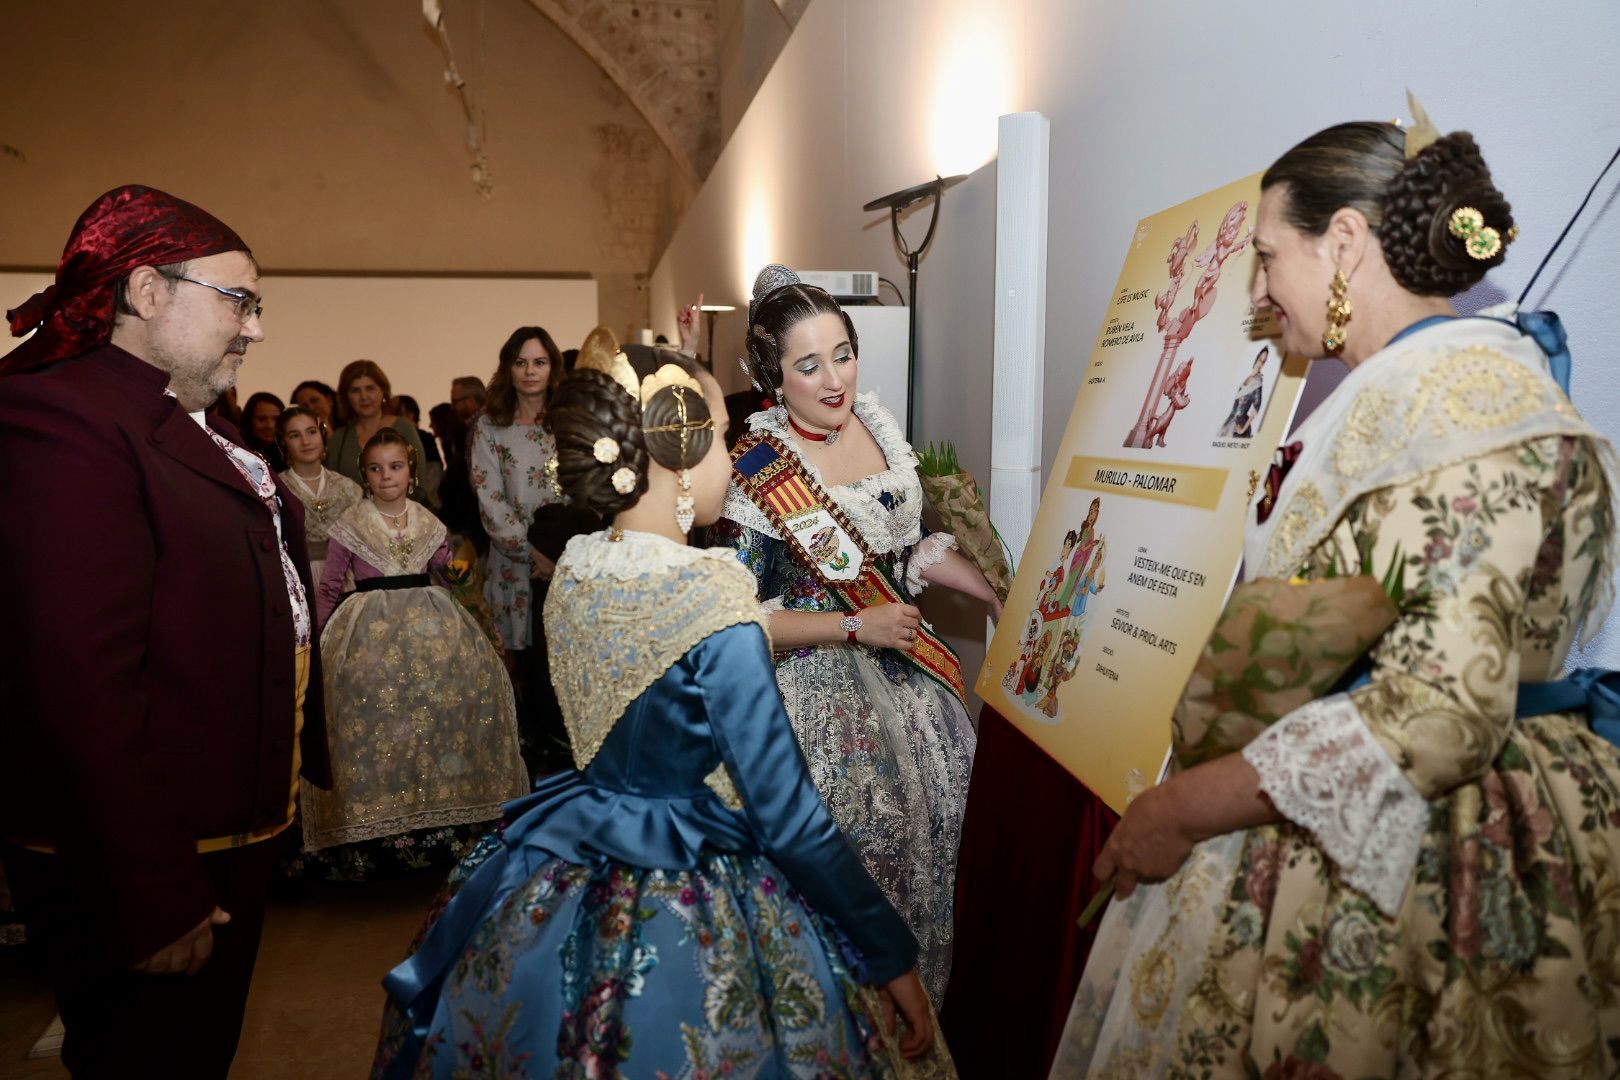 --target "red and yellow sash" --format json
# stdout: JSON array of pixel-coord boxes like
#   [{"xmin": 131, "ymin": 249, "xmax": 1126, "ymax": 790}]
[{"xmin": 731, "ymin": 432, "xmax": 966, "ymax": 707}]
